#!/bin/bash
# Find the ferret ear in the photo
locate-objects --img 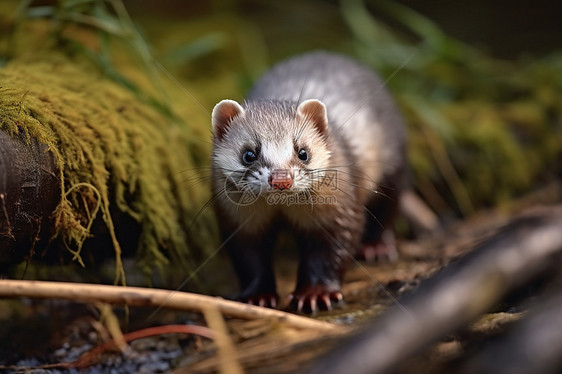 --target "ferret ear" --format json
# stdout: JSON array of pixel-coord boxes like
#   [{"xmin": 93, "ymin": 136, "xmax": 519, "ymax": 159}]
[
  {"xmin": 212, "ymin": 99, "xmax": 245, "ymax": 141},
  {"xmin": 297, "ymin": 99, "xmax": 329, "ymax": 136}
]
